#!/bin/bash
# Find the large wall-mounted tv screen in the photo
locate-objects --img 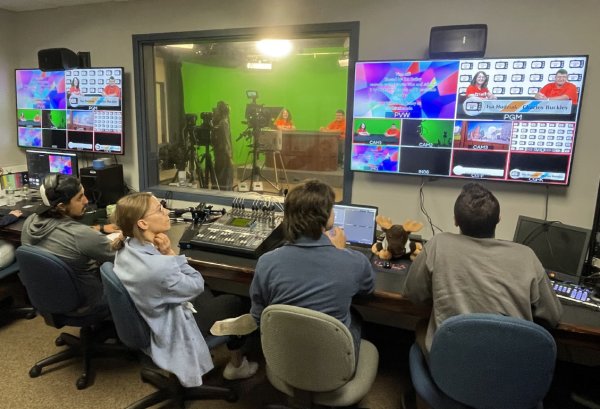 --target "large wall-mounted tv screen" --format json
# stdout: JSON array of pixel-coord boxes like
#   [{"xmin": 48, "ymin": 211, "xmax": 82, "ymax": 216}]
[
  {"xmin": 15, "ymin": 67, "xmax": 124, "ymax": 155},
  {"xmin": 351, "ymin": 56, "xmax": 587, "ymax": 185}
]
